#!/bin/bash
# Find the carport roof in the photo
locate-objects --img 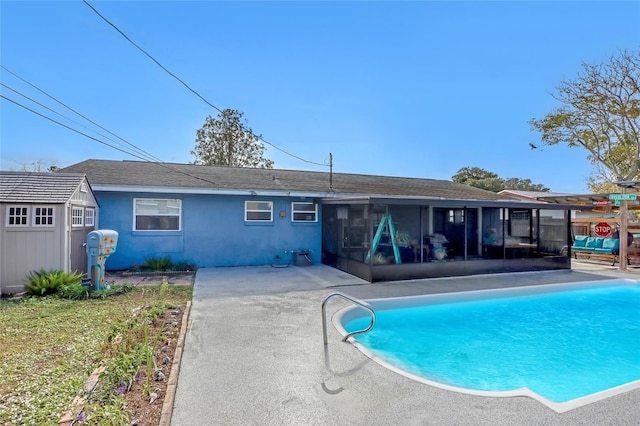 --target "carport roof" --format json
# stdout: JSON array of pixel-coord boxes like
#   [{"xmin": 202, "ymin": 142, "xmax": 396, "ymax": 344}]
[
  {"xmin": 537, "ymin": 191, "xmax": 640, "ymax": 208},
  {"xmin": 0, "ymin": 171, "xmax": 89, "ymax": 203}
]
